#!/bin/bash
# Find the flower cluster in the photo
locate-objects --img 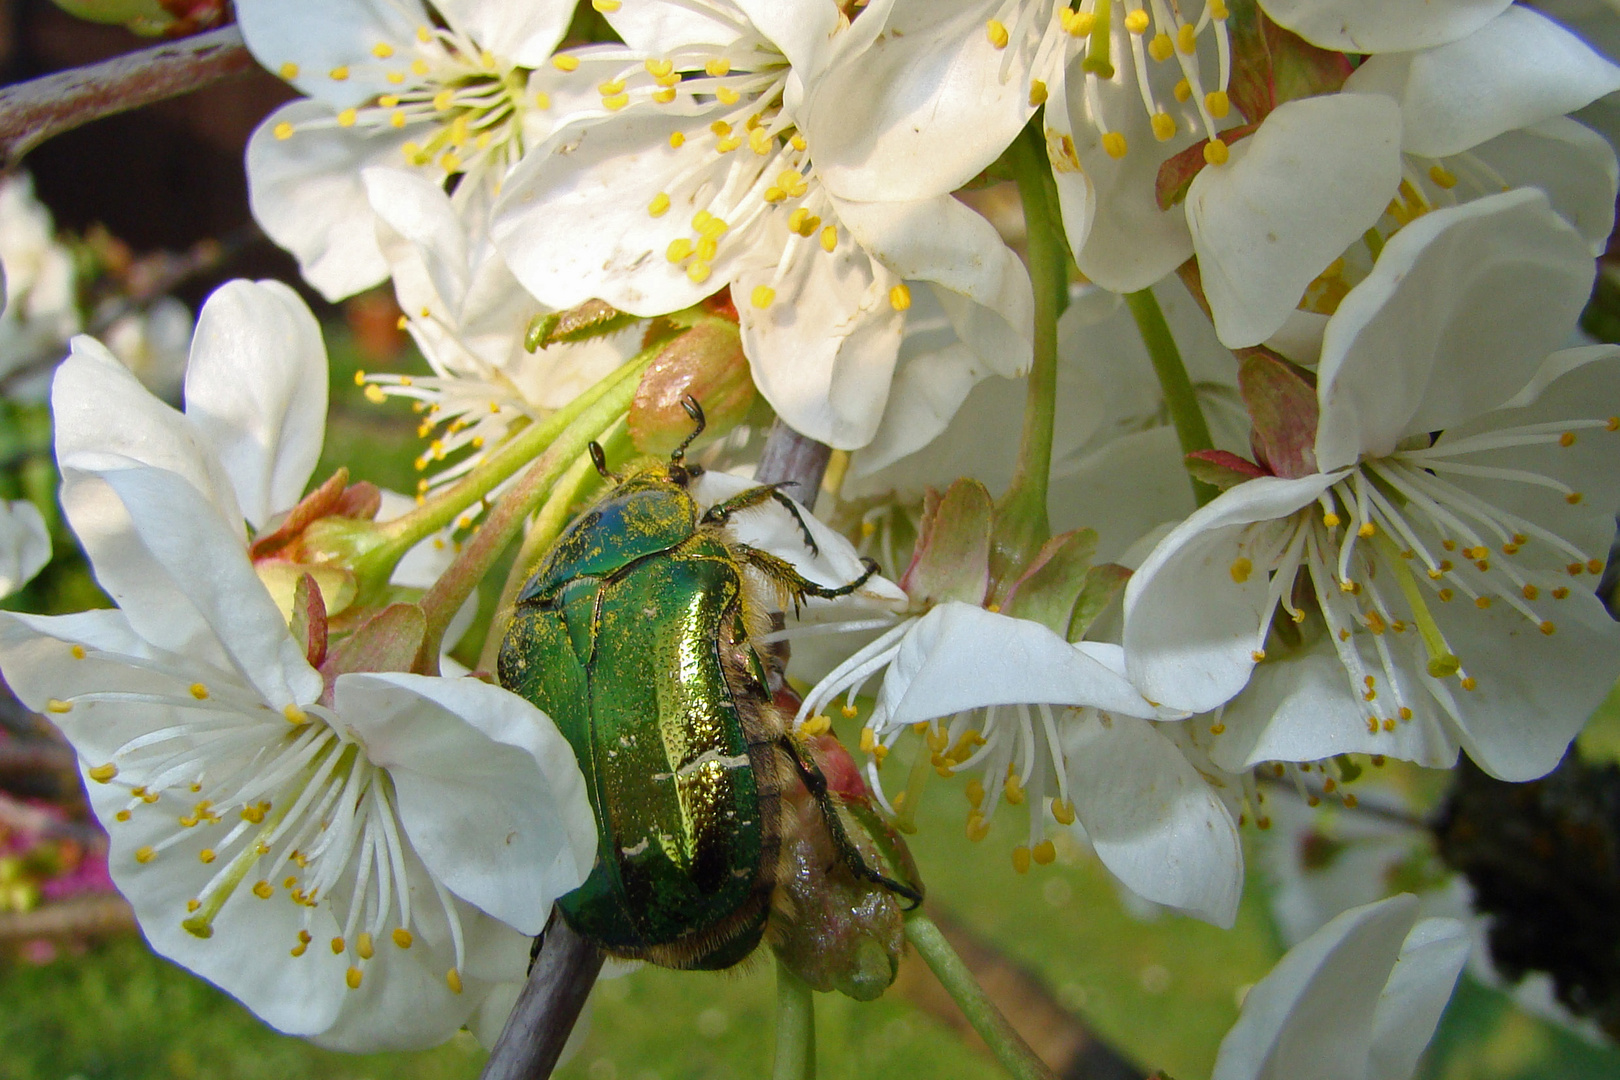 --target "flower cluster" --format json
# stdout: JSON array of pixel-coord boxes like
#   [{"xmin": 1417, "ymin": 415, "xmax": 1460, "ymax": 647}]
[{"xmin": 4, "ymin": 0, "xmax": 1620, "ymax": 1072}]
